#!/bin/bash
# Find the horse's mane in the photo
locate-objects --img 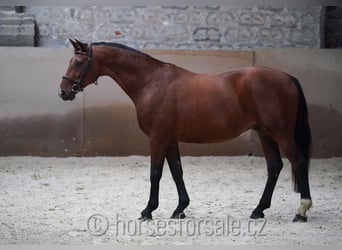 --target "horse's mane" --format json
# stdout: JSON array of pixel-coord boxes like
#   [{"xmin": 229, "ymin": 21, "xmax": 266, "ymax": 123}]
[{"xmin": 92, "ymin": 42, "xmax": 164, "ymax": 64}]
